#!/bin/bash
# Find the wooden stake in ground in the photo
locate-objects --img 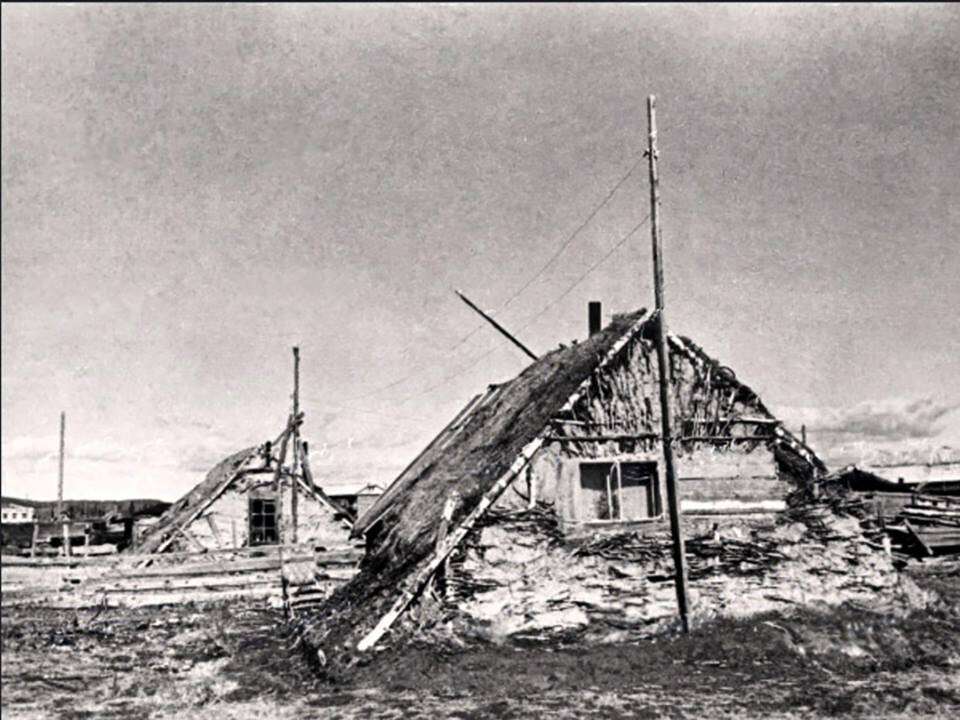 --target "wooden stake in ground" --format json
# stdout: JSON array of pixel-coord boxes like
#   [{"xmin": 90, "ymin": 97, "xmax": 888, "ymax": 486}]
[
  {"xmin": 30, "ymin": 520, "xmax": 39, "ymax": 558},
  {"xmin": 646, "ymin": 94, "xmax": 689, "ymax": 633},
  {"xmin": 291, "ymin": 346, "xmax": 300, "ymax": 544},
  {"xmin": 58, "ymin": 411, "xmax": 71, "ymax": 558}
]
